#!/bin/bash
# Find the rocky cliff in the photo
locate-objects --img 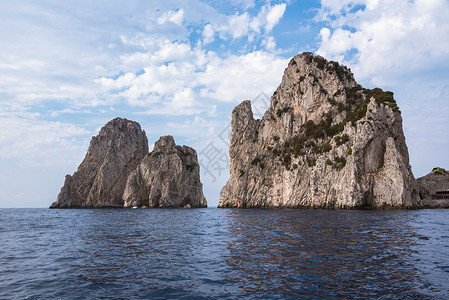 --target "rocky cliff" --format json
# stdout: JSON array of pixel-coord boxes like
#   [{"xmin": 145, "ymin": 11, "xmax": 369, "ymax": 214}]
[
  {"xmin": 50, "ymin": 118, "xmax": 149, "ymax": 208},
  {"xmin": 123, "ymin": 136, "xmax": 207, "ymax": 208},
  {"xmin": 219, "ymin": 52, "xmax": 421, "ymax": 209},
  {"xmin": 417, "ymin": 167, "xmax": 449, "ymax": 199},
  {"xmin": 50, "ymin": 119, "xmax": 206, "ymax": 208}
]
